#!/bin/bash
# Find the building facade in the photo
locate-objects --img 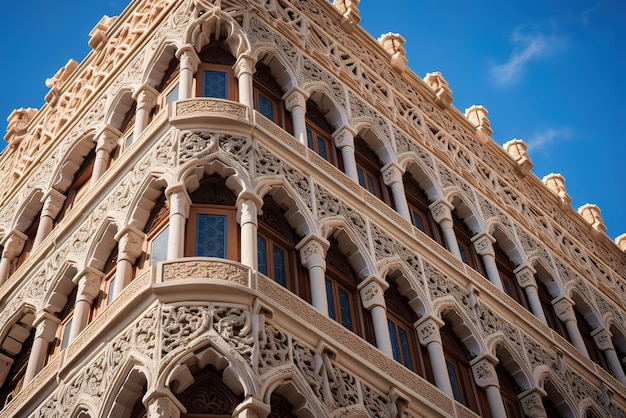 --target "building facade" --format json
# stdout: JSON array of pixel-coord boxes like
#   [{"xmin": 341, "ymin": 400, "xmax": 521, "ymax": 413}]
[{"xmin": 0, "ymin": 0, "xmax": 625, "ymax": 417}]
